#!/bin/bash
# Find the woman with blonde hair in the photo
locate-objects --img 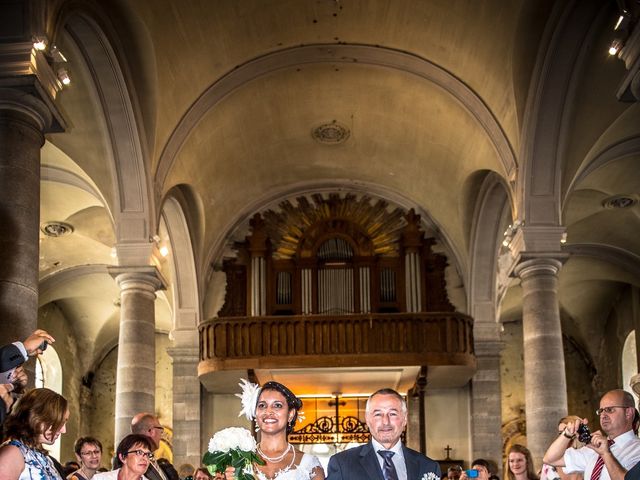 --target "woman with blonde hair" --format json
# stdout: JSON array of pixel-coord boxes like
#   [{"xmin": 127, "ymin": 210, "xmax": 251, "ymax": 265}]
[
  {"xmin": 0, "ymin": 388, "xmax": 69, "ymax": 480},
  {"xmin": 508, "ymin": 445, "xmax": 539, "ymax": 480}
]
